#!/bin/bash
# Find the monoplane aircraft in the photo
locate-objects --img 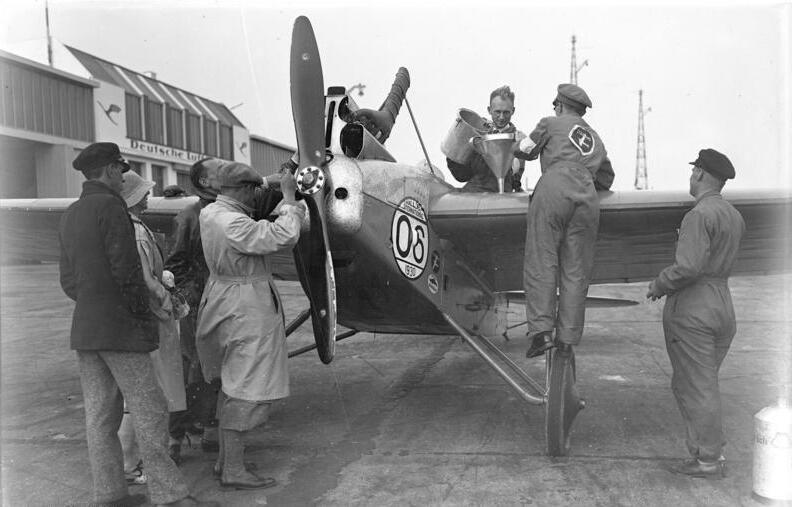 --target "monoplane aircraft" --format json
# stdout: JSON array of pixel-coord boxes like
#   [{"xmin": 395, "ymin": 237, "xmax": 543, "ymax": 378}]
[{"xmin": 1, "ymin": 16, "xmax": 790, "ymax": 456}]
